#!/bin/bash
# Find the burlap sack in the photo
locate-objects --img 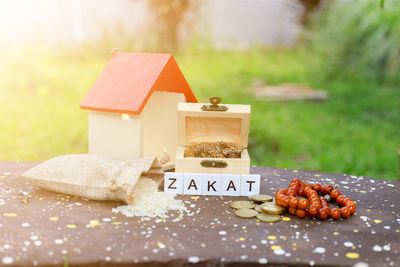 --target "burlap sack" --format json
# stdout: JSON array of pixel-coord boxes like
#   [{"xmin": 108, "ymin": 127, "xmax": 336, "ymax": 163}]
[{"xmin": 22, "ymin": 154, "xmax": 163, "ymax": 204}]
